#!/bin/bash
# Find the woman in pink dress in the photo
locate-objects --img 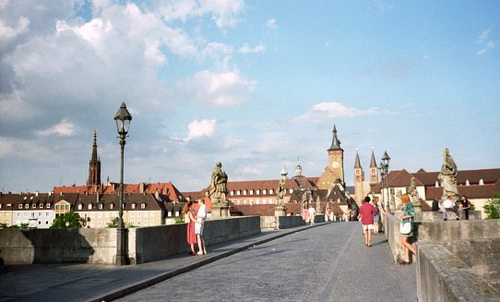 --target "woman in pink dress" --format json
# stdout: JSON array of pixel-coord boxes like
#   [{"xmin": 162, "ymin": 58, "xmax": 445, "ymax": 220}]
[{"xmin": 183, "ymin": 201, "xmax": 197, "ymax": 255}]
